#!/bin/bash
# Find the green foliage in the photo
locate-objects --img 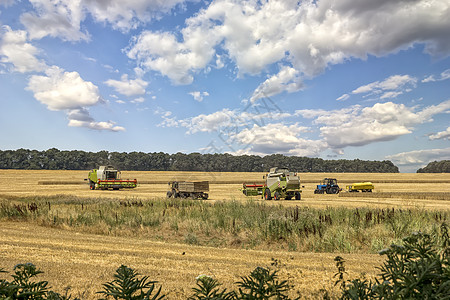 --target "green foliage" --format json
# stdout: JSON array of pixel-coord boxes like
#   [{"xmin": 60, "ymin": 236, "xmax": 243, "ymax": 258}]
[
  {"xmin": 0, "ymin": 262, "xmax": 74, "ymax": 300},
  {"xmin": 0, "ymin": 148, "xmax": 399, "ymax": 172},
  {"xmin": 417, "ymin": 160, "xmax": 450, "ymax": 173},
  {"xmin": 337, "ymin": 223, "xmax": 450, "ymax": 299},
  {"xmin": 234, "ymin": 266, "xmax": 295, "ymax": 300},
  {"xmin": 98, "ymin": 265, "xmax": 165, "ymax": 300},
  {"xmin": 188, "ymin": 275, "xmax": 233, "ymax": 300}
]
